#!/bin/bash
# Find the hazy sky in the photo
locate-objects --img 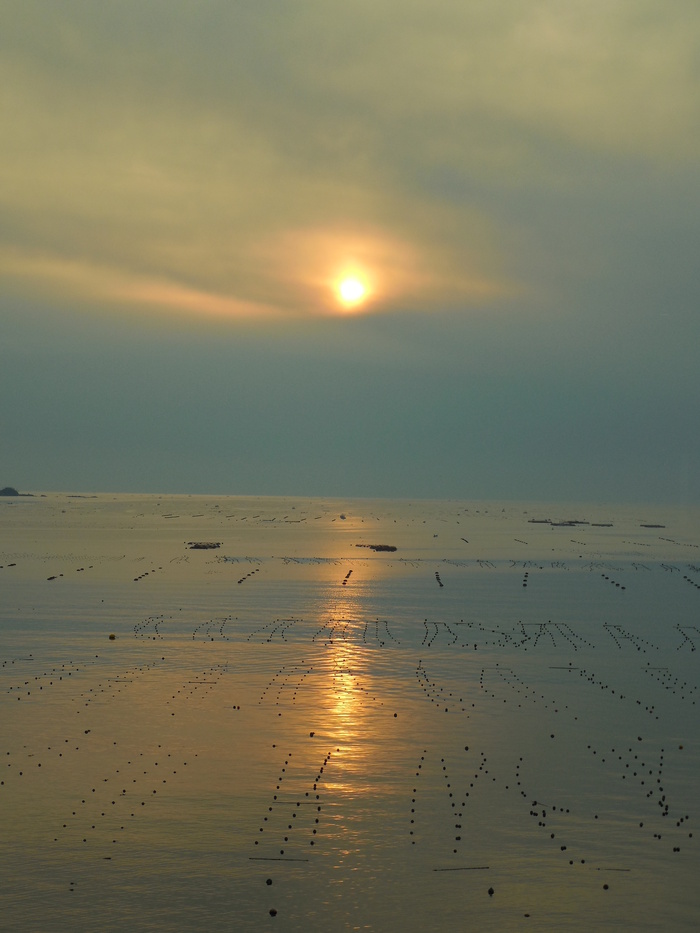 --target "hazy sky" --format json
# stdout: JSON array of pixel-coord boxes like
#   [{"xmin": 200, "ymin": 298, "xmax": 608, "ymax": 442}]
[{"xmin": 2, "ymin": 1, "xmax": 699, "ymax": 502}]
